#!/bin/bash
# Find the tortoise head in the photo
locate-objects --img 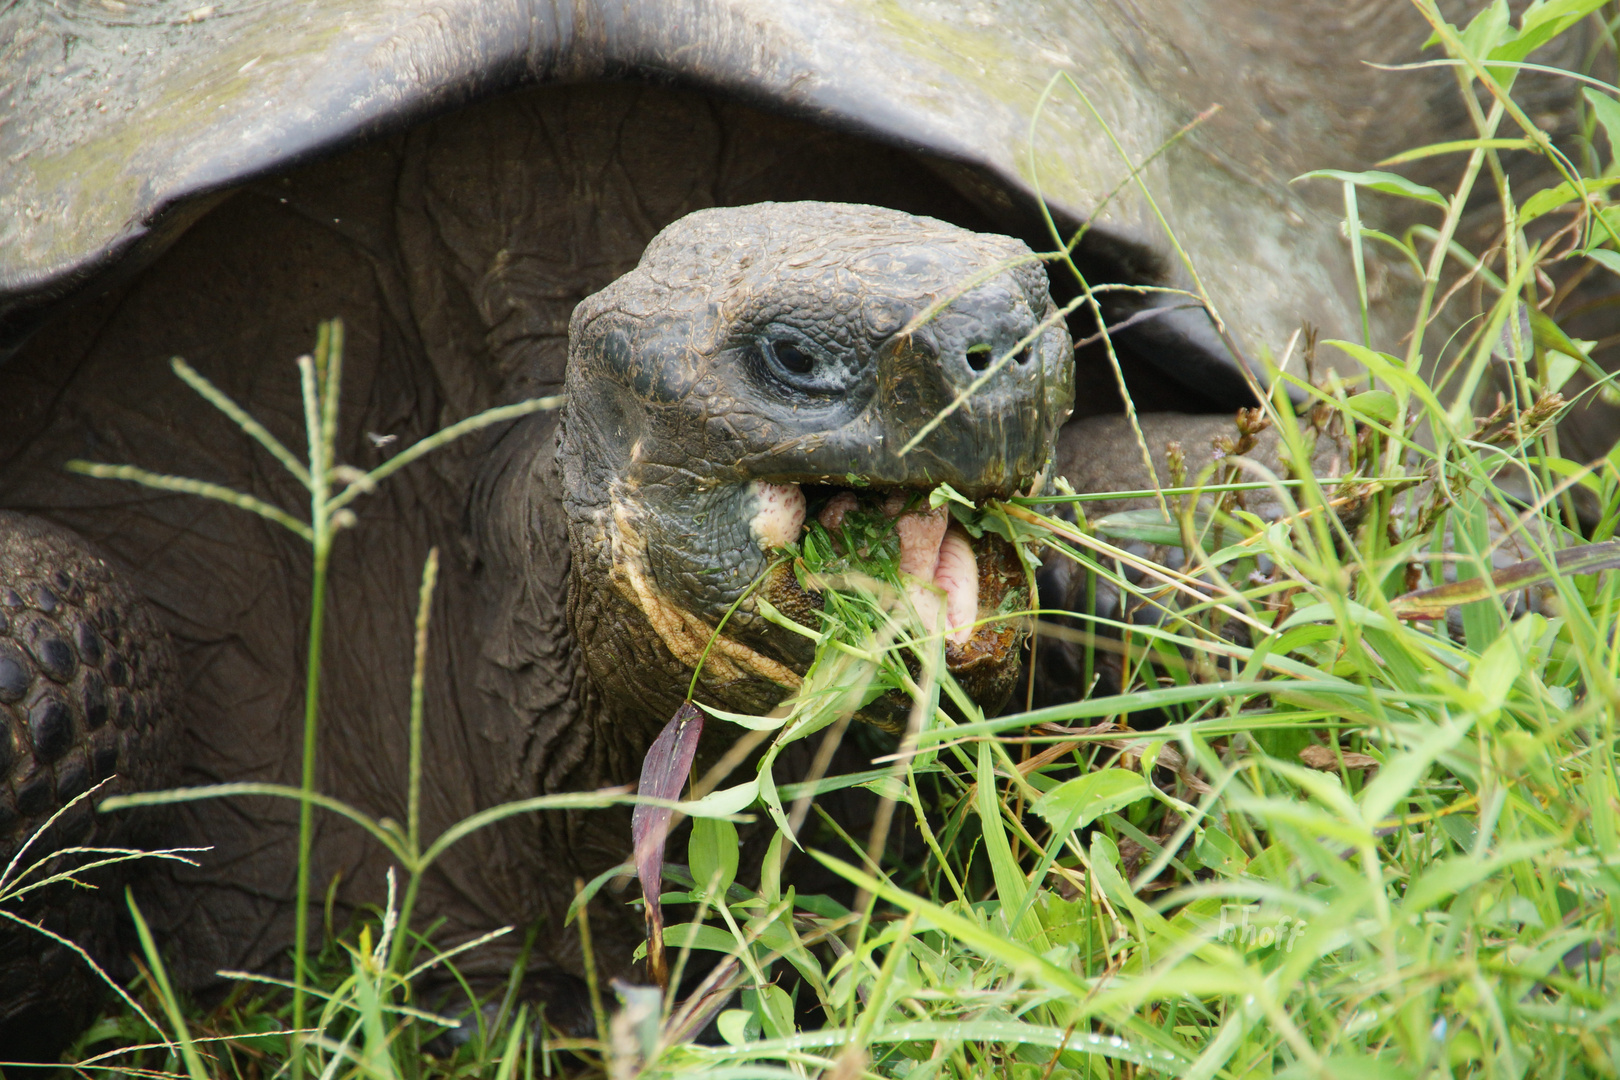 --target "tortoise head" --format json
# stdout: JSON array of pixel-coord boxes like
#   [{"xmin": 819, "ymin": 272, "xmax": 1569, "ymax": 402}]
[{"xmin": 560, "ymin": 202, "xmax": 1073, "ymax": 722}]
